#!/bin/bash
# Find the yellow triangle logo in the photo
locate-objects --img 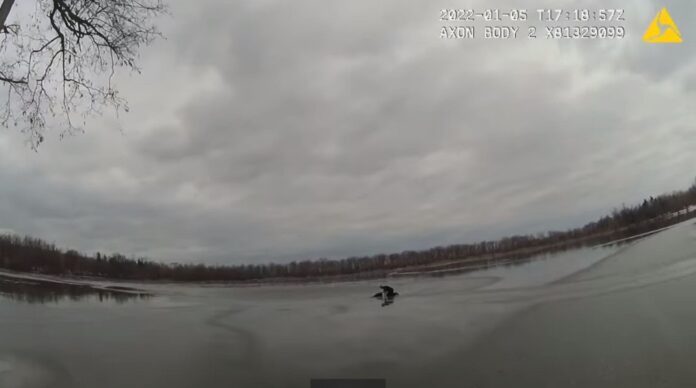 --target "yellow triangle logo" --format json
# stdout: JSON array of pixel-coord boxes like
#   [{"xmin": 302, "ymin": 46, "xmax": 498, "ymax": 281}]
[{"xmin": 643, "ymin": 8, "xmax": 682, "ymax": 43}]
